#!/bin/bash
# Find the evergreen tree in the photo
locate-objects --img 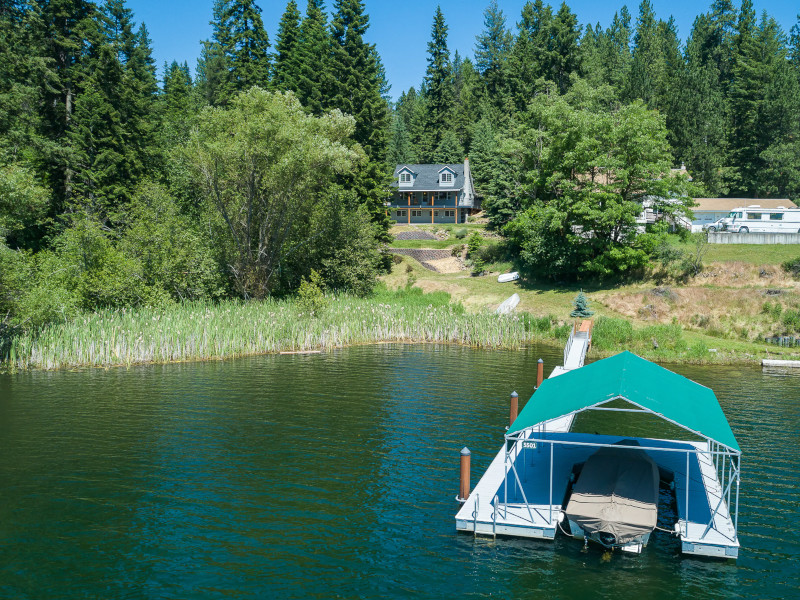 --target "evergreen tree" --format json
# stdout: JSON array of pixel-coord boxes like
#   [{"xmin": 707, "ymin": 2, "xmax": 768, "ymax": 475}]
[
  {"xmin": 474, "ymin": 0, "xmax": 513, "ymax": 107},
  {"xmin": 219, "ymin": 0, "xmax": 271, "ymax": 102},
  {"xmin": 328, "ymin": 0, "xmax": 391, "ymax": 240},
  {"xmin": 433, "ymin": 130, "xmax": 464, "ymax": 164},
  {"xmin": 196, "ymin": 0, "xmax": 229, "ymax": 106},
  {"xmin": 387, "ymin": 112, "xmax": 414, "ymax": 166},
  {"xmin": 509, "ymin": 0, "xmax": 553, "ymax": 109},
  {"xmin": 161, "ymin": 60, "xmax": 197, "ymax": 147},
  {"xmin": 450, "ymin": 54, "xmax": 481, "ymax": 151},
  {"xmin": 395, "ymin": 87, "xmax": 425, "ymax": 162},
  {"xmin": 293, "ymin": 0, "xmax": 330, "ymax": 114},
  {"xmin": 604, "ymin": 7, "xmax": 633, "ymax": 94},
  {"xmin": 271, "ymin": 1, "xmax": 301, "ymax": 92},
  {"xmin": 570, "ymin": 291, "xmax": 594, "ymax": 317},
  {"xmin": 790, "ymin": 16, "xmax": 800, "ymax": 72},
  {"xmin": 421, "ymin": 6, "xmax": 452, "ymax": 162},
  {"xmin": 38, "ymin": 0, "xmax": 100, "ymax": 207},
  {"xmin": 627, "ymin": 1, "xmax": 680, "ymax": 112},
  {"xmin": 549, "ymin": 2, "xmax": 581, "ymax": 93}
]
